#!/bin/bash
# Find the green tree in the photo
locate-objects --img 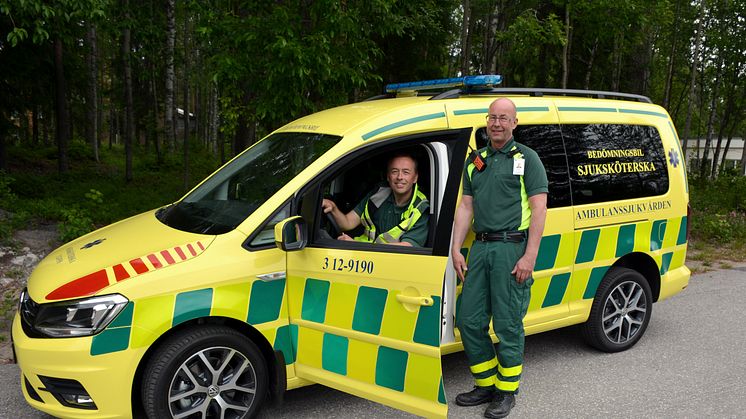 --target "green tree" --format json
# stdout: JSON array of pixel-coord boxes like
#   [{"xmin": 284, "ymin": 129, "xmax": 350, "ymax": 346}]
[{"xmin": 1, "ymin": 0, "xmax": 109, "ymax": 173}]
